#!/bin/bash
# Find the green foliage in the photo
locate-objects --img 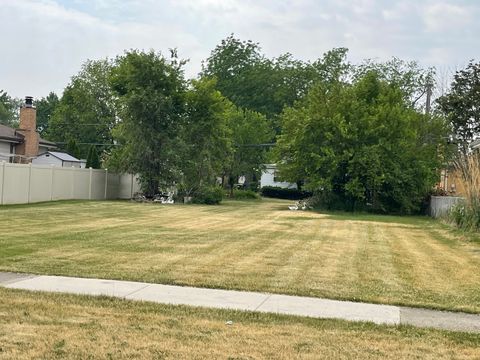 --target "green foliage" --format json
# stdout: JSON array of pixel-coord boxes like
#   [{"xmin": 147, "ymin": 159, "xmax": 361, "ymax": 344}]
[
  {"xmin": 202, "ymin": 35, "xmax": 350, "ymax": 133},
  {"xmin": 65, "ymin": 139, "xmax": 81, "ymax": 159},
  {"xmin": 354, "ymin": 57, "xmax": 435, "ymax": 109},
  {"xmin": 109, "ymin": 50, "xmax": 187, "ymax": 197},
  {"xmin": 231, "ymin": 189, "xmax": 260, "ymax": 200},
  {"xmin": 260, "ymin": 186, "xmax": 312, "ymax": 200},
  {"xmin": 0, "ymin": 90, "xmax": 20, "ymax": 127},
  {"xmin": 276, "ymin": 71, "xmax": 449, "ymax": 214},
  {"xmin": 47, "ymin": 59, "xmax": 116, "ymax": 157},
  {"xmin": 437, "ymin": 61, "xmax": 480, "ymax": 151},
  {"xmin": 192, "ymin": 185, "xmax": 224, "ymax": 205},
  {"xmin": 86, "ymin": 145, "xmax": 101, "ymax": 169},
  {"xmin": 35, "ymin": 92, "xmax": 60, "ymax": 136},
  {"xmin": 224, "ymin": 107, "xmax": 273, "ymax": 196},
  {"xmin": 180, "ymin": 78, "xmax": 232, "ymax": 195}
]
